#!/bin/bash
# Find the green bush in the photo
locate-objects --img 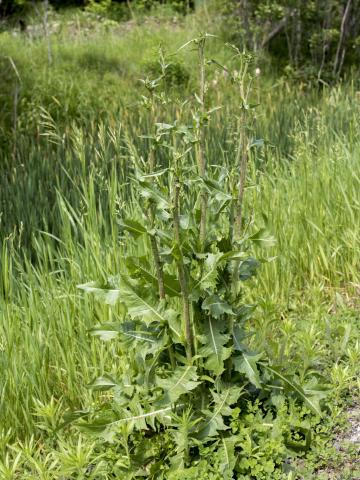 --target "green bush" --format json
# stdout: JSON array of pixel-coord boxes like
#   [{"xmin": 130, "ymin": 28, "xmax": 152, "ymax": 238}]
[{"xmin": 144, "ymin": 57, "xmax": 190, "ymax": 89}]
